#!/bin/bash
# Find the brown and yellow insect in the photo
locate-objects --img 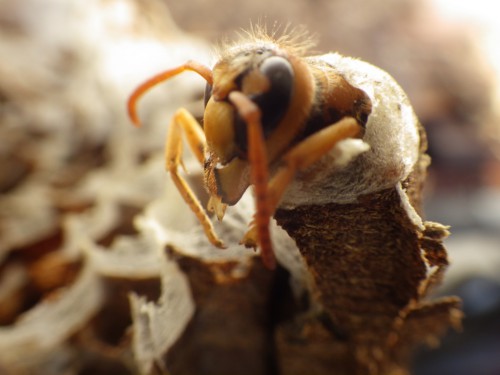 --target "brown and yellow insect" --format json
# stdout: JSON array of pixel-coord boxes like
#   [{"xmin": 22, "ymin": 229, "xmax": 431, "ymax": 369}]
[{"xmin": 127, "ymin": 30, "xmax": 372, "ymax": 269}]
